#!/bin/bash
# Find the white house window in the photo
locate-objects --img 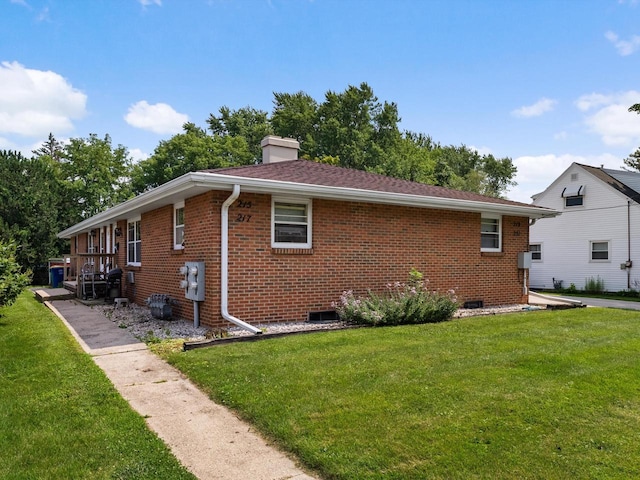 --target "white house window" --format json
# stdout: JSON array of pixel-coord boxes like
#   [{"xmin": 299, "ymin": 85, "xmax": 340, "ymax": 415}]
[
  {"xmin": 127, "ymin": 218, "xmax": 141, "ymax": 265},
  {"xmin": 272, "ymin": 198, "xmax": 312, "ymax": 249},
  {"xmin": 174, "ymin": 201, "xmax": 185, "ymax": 250},
  {"xmin": 562, "ymin": 185, "xmax": 585, "ymax": 207},
  {"xmin": 481, "ymin": 214, "xmax": 501, "ymax": 252},
  {"xmin": 590, "ymin": 241, "xmax": 609, "ymax": 261},
  {"xmin": 529, "ymin": 243, "xmax": 542, "ymax": 261}
]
